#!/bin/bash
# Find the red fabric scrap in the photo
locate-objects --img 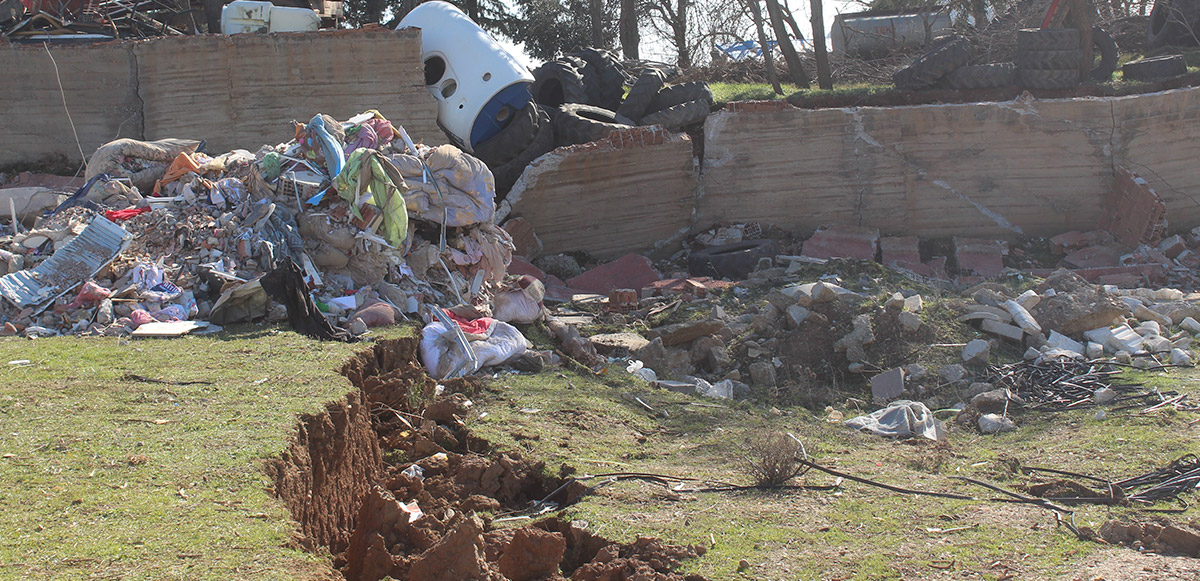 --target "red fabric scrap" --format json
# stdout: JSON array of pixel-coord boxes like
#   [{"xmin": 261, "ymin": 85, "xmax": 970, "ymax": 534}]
[
  {"xmin": 105, "ymin": 206, "xmax": 151, "ymax": 221},
  {"xmin": 444, "ymin": 309, "xmax": 493, "ymax": 335}
]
